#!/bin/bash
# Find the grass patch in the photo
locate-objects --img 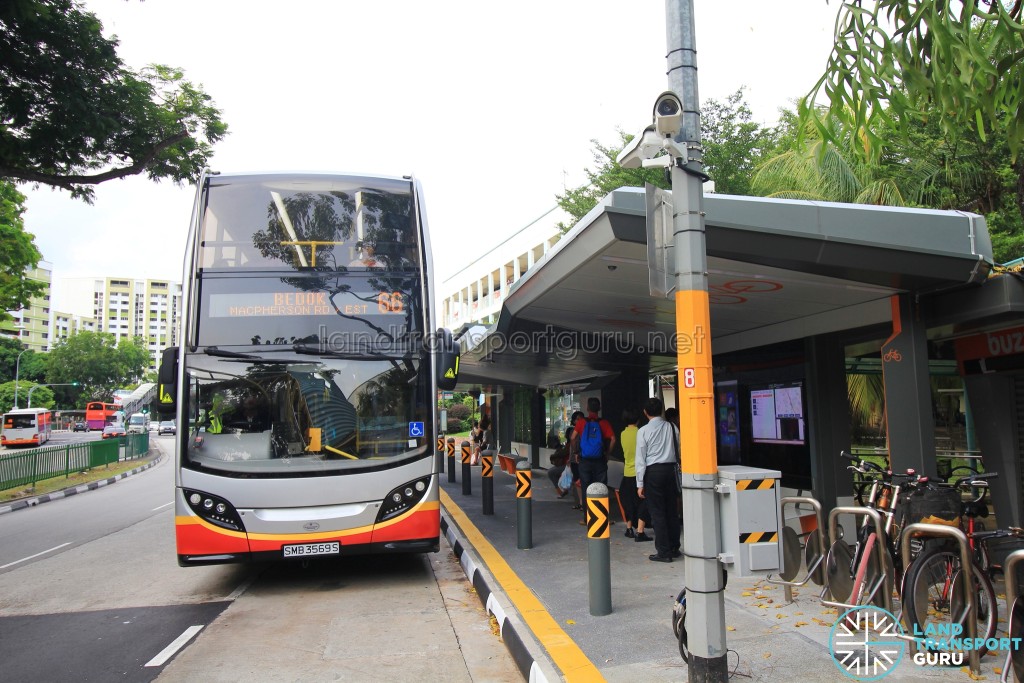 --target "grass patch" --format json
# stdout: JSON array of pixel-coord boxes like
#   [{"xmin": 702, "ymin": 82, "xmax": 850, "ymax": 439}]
[{"xmin": 0, "ymin": 457, "xmax": 155, "ymax": 504}]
